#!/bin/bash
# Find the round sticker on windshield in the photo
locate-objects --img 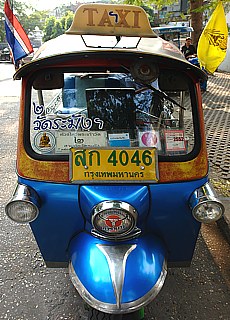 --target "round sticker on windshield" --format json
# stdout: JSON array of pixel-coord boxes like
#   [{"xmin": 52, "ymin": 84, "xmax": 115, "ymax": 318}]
[
  {"xmin": 34, "ymin": 131, "xmax": 56, "ymax": 154},
  {"xmin": 139, "ymin": 130, "xmax": 161, "ymax": 149}
]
